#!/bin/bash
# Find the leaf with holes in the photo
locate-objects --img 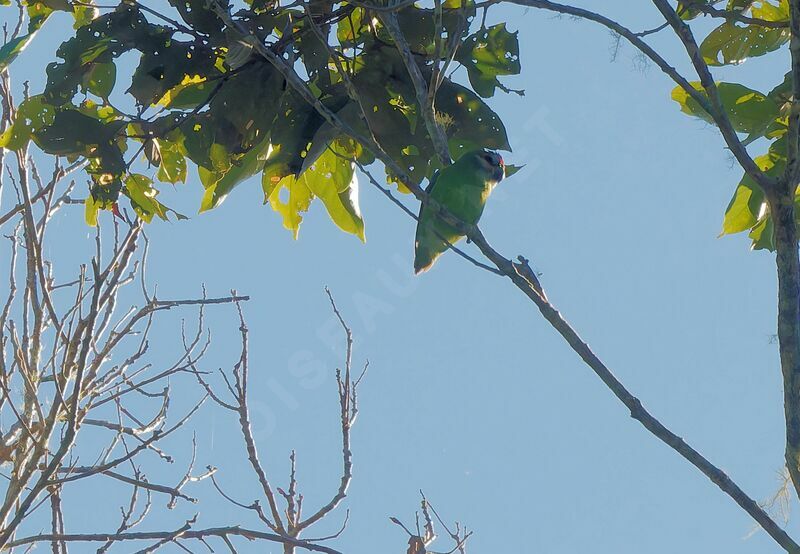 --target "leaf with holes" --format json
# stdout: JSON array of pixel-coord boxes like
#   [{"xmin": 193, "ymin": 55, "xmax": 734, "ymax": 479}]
[{"xmin": 455, "ymin": 23, "xmax": 521, "ymax": 98}]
